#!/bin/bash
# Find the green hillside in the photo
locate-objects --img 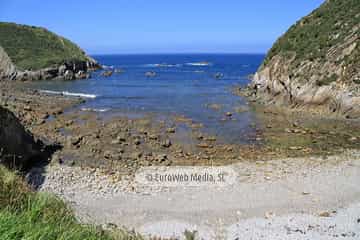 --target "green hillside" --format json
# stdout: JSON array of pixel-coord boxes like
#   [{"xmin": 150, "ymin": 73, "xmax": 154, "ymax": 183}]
[
  {"xmin": 262, "ymin": 0, "xmax": 359, "ymax": 85},
  {"xmin": 0, "ymin": 22, "xmax": 89, "ymax": 71}
]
